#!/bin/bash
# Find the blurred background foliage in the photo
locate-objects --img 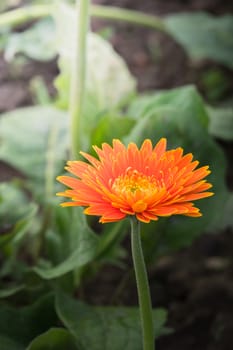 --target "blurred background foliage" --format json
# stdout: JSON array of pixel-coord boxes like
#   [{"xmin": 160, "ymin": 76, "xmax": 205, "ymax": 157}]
[{"xmin": 0, "ymin": 0, "xmax": 232, "ymax": 349}]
